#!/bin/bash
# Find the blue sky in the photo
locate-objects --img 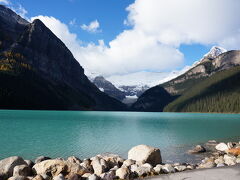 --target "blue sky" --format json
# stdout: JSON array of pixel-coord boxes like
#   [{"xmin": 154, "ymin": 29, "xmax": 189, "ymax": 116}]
[
  {"xmin": 10, "ymin": 0, "xmax": 212, "ymax": 67},
  {"xmin": 17, "ymin": 0, "xmax": 134, "ymax": 44},
  {"xmin": 1, "ymin": 0, "xmax": 239, "ymax": 79}
]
